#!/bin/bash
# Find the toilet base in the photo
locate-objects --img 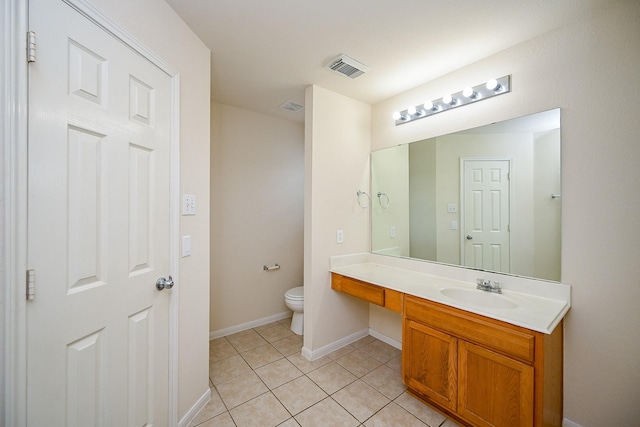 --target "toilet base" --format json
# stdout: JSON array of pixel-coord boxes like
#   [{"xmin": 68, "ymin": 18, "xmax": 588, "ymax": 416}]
[{"xmin": 290, "ymin": 311, "xmax": 303, "ymax": 335}]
